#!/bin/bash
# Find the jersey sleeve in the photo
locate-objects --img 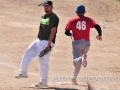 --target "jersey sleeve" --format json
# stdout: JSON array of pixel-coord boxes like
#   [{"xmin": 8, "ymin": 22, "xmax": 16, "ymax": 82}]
[
  {"xmin": 89, "ymin": 18, "xmax": 97, "ymax": 28},
  {"xmin": 50, "ymin": 16, "xmax": 59, "ymax": 27},
  {"xmin": 65, "ymin": 19, "xmax": 72, "ymax": 30}
]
